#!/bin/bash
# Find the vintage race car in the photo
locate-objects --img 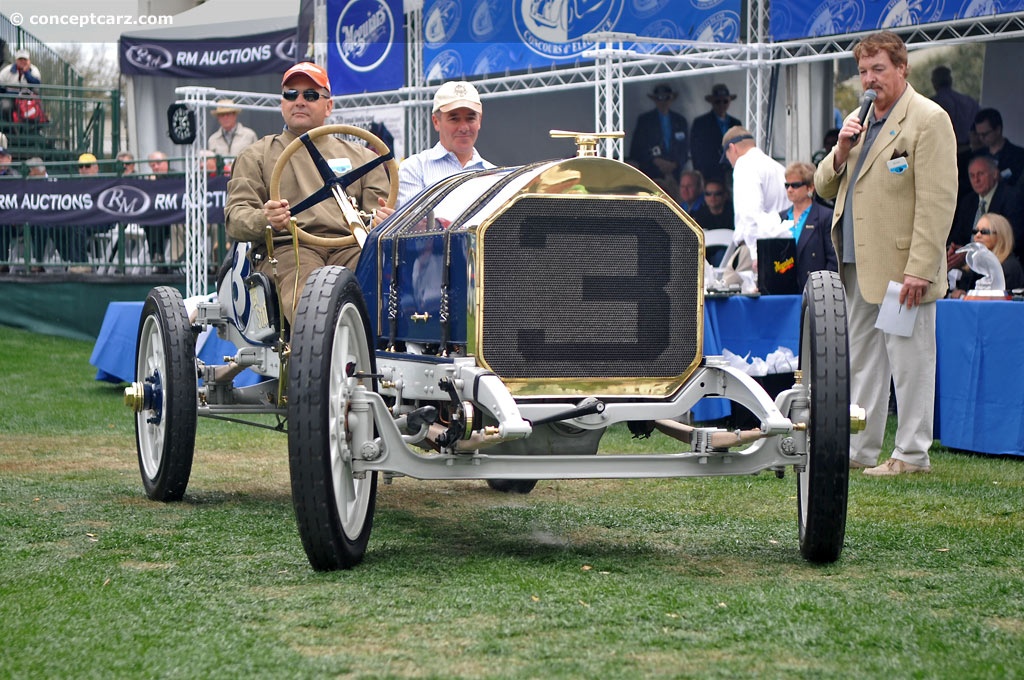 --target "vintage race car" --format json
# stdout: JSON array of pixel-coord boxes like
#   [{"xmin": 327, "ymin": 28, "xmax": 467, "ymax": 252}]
[{"xmin": 125, "ymin": 125, "xmax": 858, "ymax": 571}]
